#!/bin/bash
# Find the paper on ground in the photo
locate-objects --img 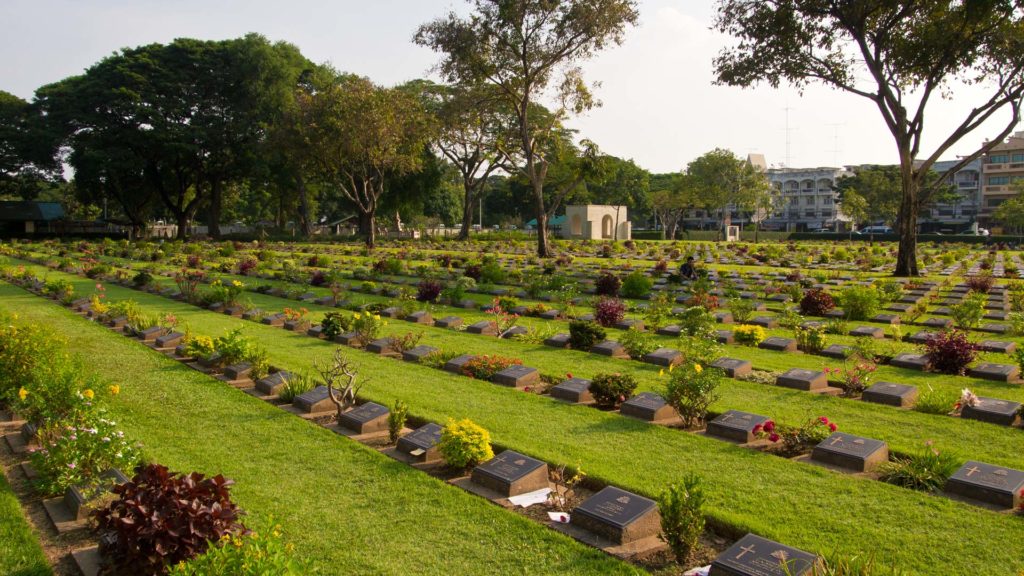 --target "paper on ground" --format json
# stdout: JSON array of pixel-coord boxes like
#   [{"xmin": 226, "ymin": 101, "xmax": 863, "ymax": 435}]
[
  {"xmin": 547, "ymin": 511, "xmax": 570, "ymax": 523},
  {"xmin": 507, "ymin": 487, "xmax": 551, "ymax": 507}
]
